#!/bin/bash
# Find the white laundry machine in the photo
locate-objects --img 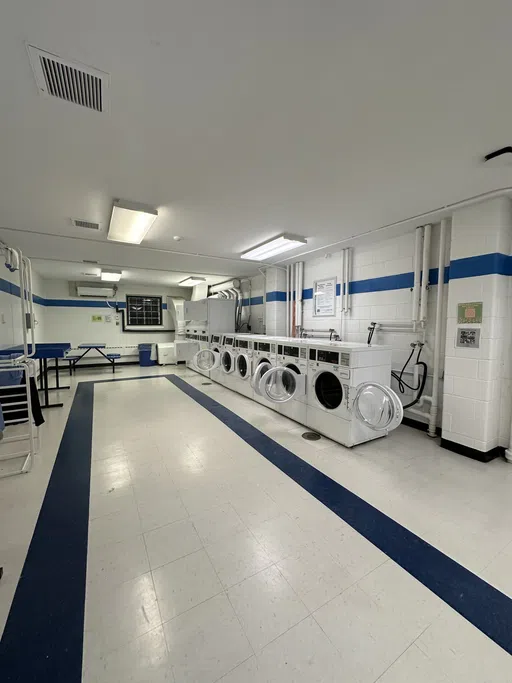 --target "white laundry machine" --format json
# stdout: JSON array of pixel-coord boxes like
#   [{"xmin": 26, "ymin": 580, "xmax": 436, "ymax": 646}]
[
  {"xmin": 219, "ymin": 334, "xmax": 237, "ymax": 390},
  {"xmin": 185, "ymin": 325, "xmax": 210, "ymax": 377},
  {"xmin": 255, "ymin": 339, "xmax": 309, "ymax": 423},
  {"xmin": 305, "ymin": 342, "xmax": 403, "ymax": 447},
  {"xmin": 250, "ymin": 337, "xmax": 279, "ymax": 409},
  {"xmin": 191, "ymin": 334, "xmax": 222, "ymax": 381},
  {"xmin": 231, "ymin": 335, "xmax": 255, "ymax": 399},
  {"xmin": 183, "ymin": 298, "xmax": 235, "ymax": 378}
]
